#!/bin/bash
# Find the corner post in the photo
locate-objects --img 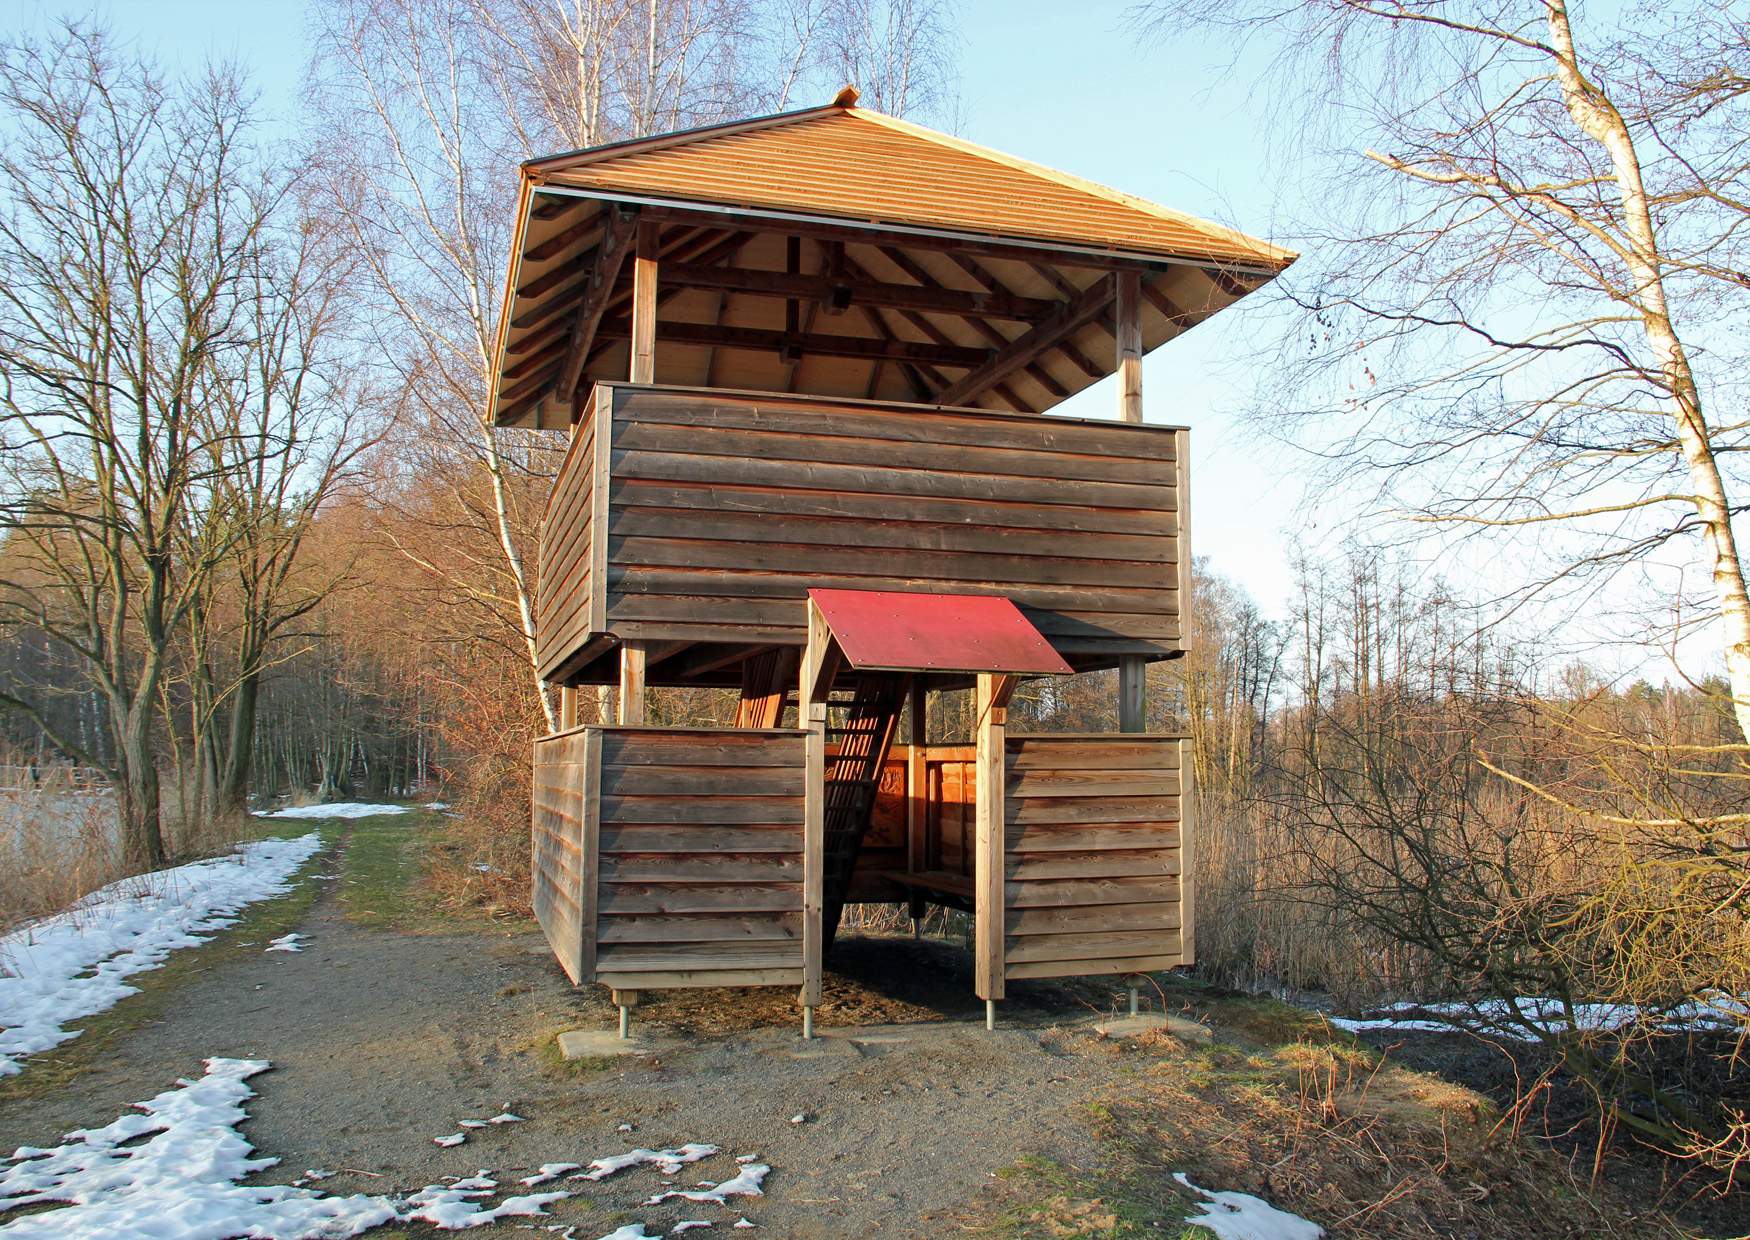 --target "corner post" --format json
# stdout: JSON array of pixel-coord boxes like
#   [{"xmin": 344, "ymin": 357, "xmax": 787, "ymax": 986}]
[
  {"xmin": 905, "ymin": 675, "xmax": 928, "ymax": 928},
  {"xmin": 630, "ymin": 218, "xmax": 659, "ymax": 384},
  {"xmin": 1117, "ymin": 270, "xmax": 1147, "ymax": 732},
  {"xmin": 617, "ymin": 643, "xmax": 648, "ymax": 724},
  {"xmin": 974, "ymin": 672, "xmax": 1014, "ymax": 1016},
  {"xmin": 799, "ymin": 599, "xmax": 841, "ymax": 1032}
]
